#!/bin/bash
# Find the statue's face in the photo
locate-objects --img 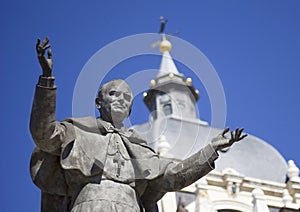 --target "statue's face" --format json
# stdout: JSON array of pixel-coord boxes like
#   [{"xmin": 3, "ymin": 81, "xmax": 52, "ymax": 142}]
[{"xmin": 99, "ymin": 80, "xmax": 133, "ymax": 124}]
